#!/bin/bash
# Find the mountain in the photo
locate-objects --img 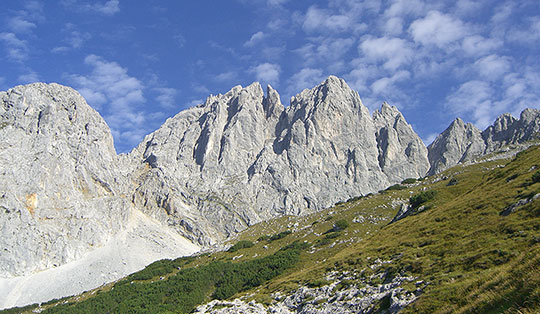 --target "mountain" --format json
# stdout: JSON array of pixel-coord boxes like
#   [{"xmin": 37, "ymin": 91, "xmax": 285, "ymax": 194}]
[
  {"xmin": 0, "ymin": 84, "xmax": 198, "ymax": 309},
  {"xmin": 427, "ymin": 108, "xmax": 540, "ymax": 175},
  {"xmin": 1, "ymin": 77, "xmax": 539, "ymax": 309},
  {"xmin": 127, "ymin": 76, "xmax": 429, "ymax": 246},
  {"xmin": 13, "ymin": 144, "xmax": 539, "ymax": 313}
]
